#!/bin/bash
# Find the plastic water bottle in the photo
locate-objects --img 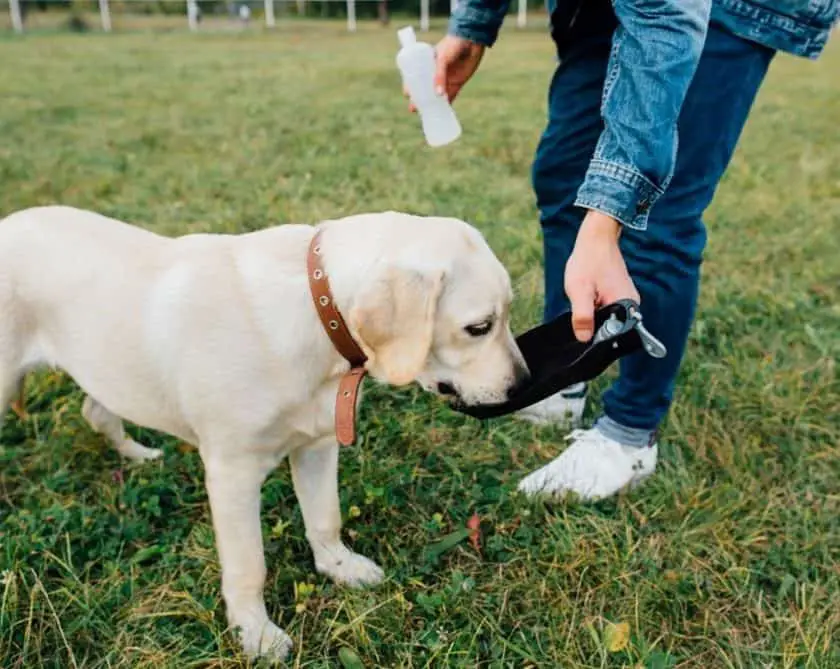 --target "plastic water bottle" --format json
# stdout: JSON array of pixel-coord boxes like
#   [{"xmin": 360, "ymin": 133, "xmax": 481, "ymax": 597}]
[{"xmin": 396, "ymin": 26, "xmax": 462, "ymax": 147}]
